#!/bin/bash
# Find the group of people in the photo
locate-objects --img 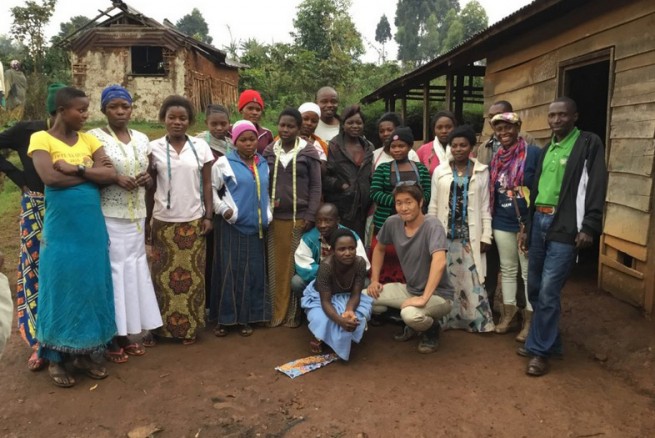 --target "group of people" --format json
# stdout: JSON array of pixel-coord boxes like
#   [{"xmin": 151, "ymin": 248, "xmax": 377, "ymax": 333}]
[
  {"xmin": 0, "ymin": 60, "xmax": 28, "ymax": 115},
  {"xmin": 0, "ymin": 81, "xmax": 606, "ymax": 386}
]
